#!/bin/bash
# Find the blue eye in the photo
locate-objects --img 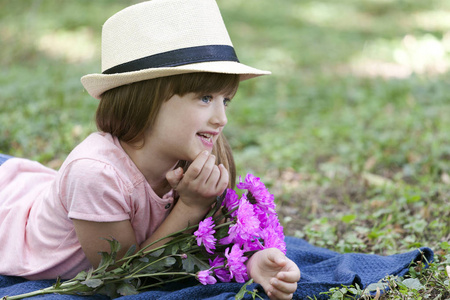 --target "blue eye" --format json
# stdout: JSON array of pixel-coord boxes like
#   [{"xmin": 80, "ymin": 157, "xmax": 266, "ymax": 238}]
[
  {"xmin": 201, "ymin": 95, "xmax": 212, "ymax": 103},
  {"xmin": 223, "ymin": 98, "xmax": 231, "ymax": 107}
]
